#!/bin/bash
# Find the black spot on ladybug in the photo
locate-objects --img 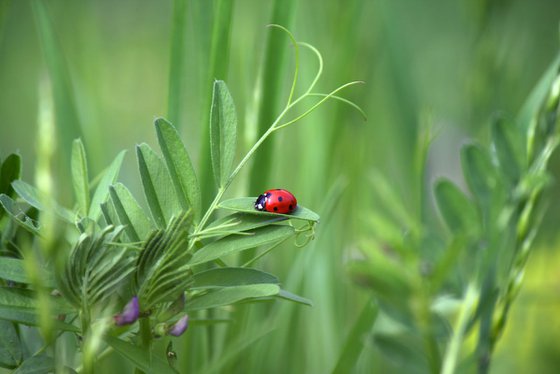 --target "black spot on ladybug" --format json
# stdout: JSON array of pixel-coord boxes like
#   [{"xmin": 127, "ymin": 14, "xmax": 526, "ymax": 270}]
[
  {"xmin": 273, "ymin": 207, "xmax": 278, "ymax": 211},
  {"xmin": 289, "ymin": 204, "xmax": 293, "ymax": 210},
  {"xmin": 278, "ymin": 196, "xmax": 283, "ymax": 202}
]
